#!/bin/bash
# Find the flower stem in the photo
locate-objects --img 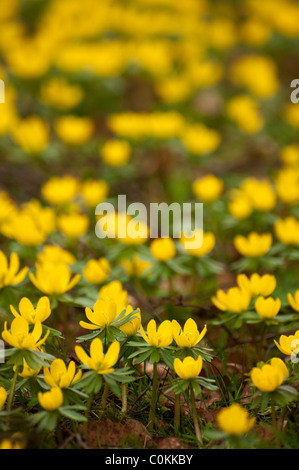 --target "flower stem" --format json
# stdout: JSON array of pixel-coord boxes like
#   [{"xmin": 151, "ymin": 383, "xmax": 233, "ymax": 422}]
[
  {"xmin": 271, "ymin": 396, "xmax": 277, "ymax": 429},
  {"xmin": 101, "ymin": 383, "xmax": 110, "ymax": 408},
  {"xmin": 121, "ymin": 383, "xmax": 128, "ymax": 414},
  {"xmin": 7, "ymin": 365, "xmax": 19, "ymax": 412},
  {"xmin": 190, "ymin": 386, "xmax": 202, "ymax": 446},
  {"xmin": 83, "ymin": 392, "xmax": 94, "ymax": 440},
  {"xmin": 174, "ymin": 393, "xmax": 181, "ymax": 432},
  {"xmin": 148, "ymin": 362, "xmax": 159, "ymax": 431}
]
